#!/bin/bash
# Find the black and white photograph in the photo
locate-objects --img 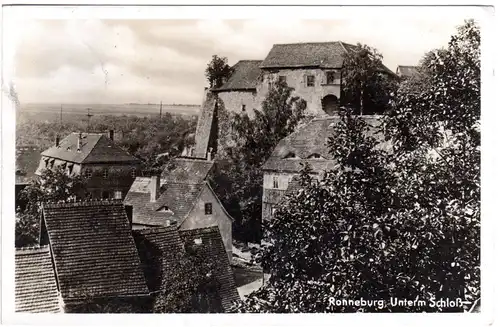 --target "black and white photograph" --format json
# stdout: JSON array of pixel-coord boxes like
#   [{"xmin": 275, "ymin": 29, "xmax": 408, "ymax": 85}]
[{"xmin": 0, "ymin": 3, "xmax": 495, "ymax": 325}]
